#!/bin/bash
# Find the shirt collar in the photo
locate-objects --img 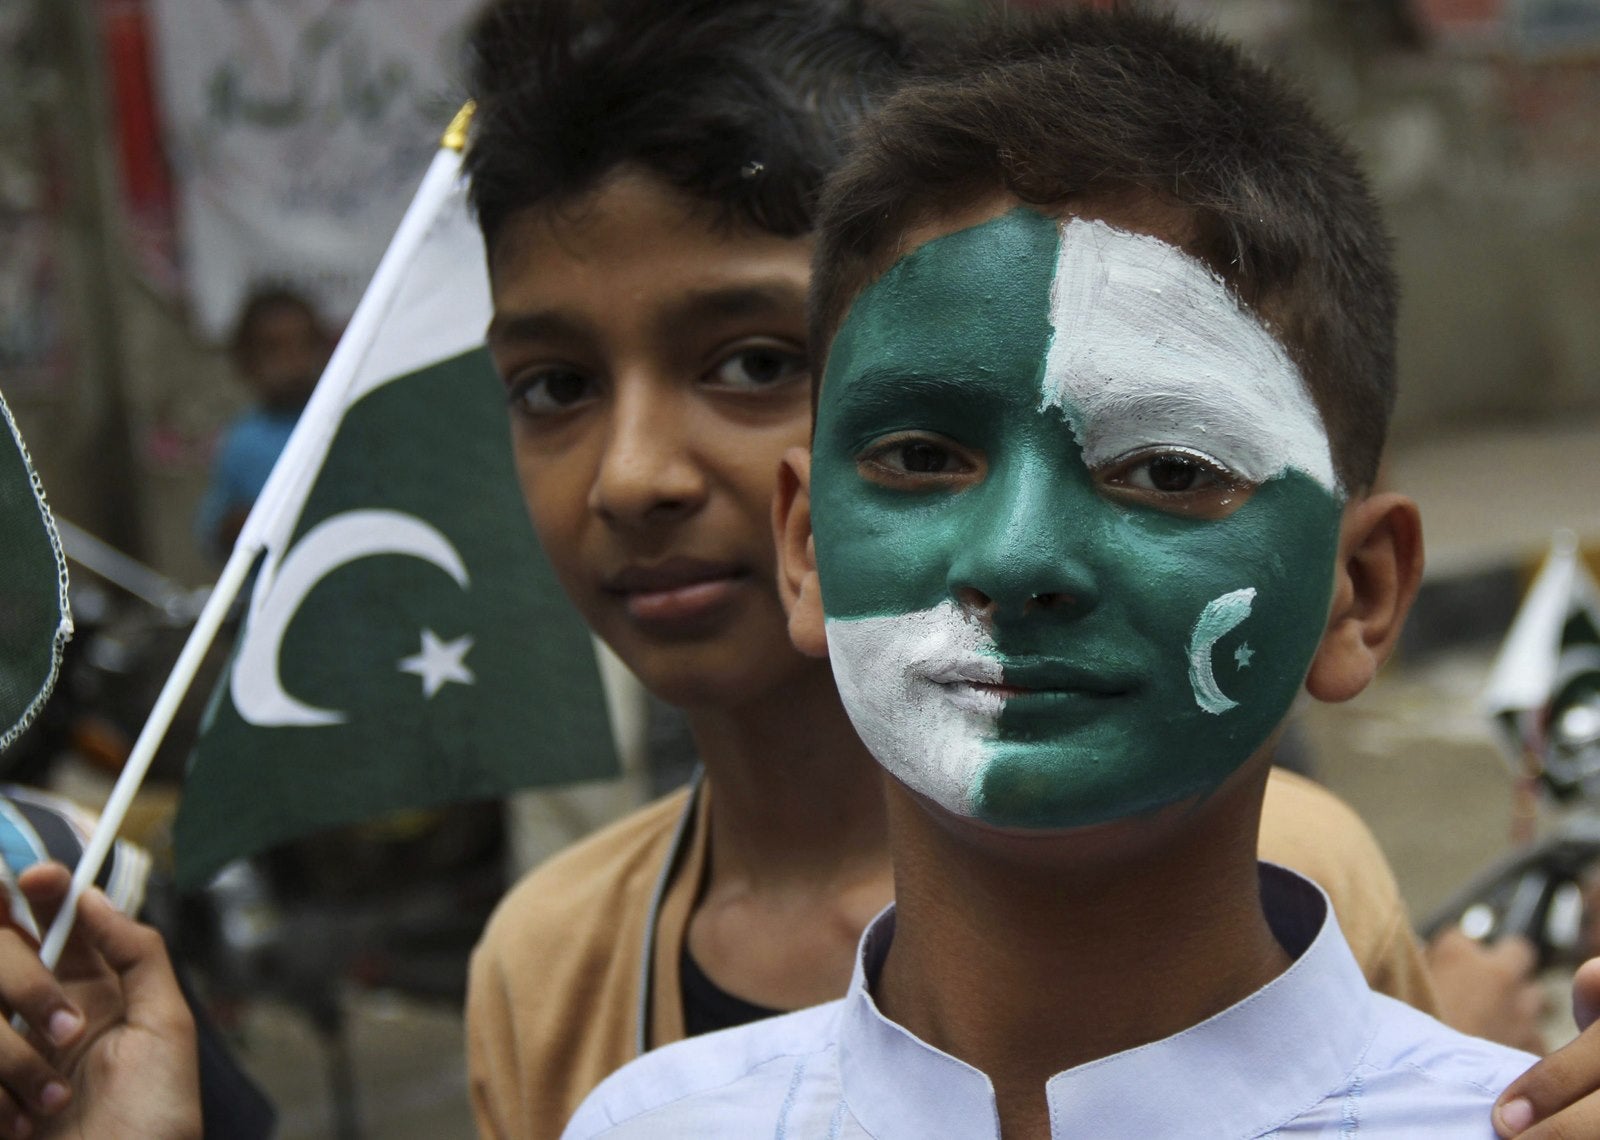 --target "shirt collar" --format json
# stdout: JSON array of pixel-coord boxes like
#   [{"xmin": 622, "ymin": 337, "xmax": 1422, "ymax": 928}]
[{"xmin": 838, "ymin": 863, "xmax": 1376, "ymax": 1140}]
